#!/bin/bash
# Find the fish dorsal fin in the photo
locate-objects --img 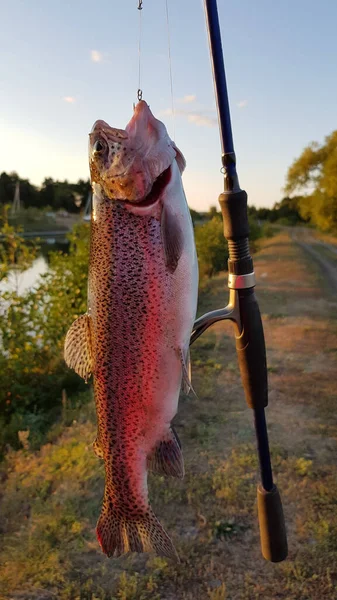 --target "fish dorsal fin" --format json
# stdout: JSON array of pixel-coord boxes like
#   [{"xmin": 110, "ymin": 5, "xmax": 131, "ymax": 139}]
[
  {"xmin": 147, "ymin": 426, "xmax": 184, "ymax": 479},
  {"xmin": 161, "ymin": 204, "xmax": 184, "ymax": 274},
  {"xmin": 64, "ymin": 314, "xmax": 93, "ymax": 381}
]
